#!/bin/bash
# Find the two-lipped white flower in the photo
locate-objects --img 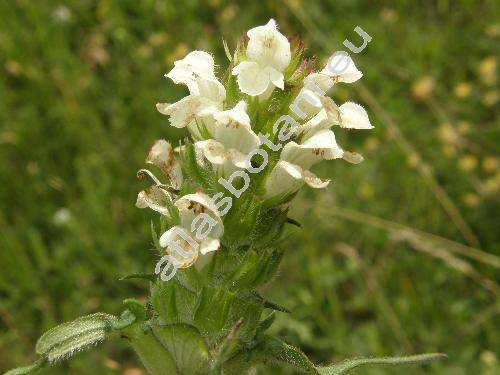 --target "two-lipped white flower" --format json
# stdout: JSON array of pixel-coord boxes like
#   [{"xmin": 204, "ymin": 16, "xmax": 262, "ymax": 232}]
[
  {"xmin": 136, "ymin": 140, "xmax": 183, "ymax": 214},
  {"xmin": 300, "ymin": 53, "xmax": 371, "ymax": 131},
  {"xmin": 264, "ymin": 160, "xmax": 331, "ymax": 200},
  {"xmin": 263, "ymin": 126, "xmax": 342, "ymax": 199},
  {"xmin": 159, "ymin": 192, "xmax": 223, "ymax": 268},
  {"xmin": 195, "ymin": 101, "xmax": 260, "ymax": 176},
  {"xmin": 157, "ymin": 51, "xmax": 226, "ymax": 139},
  {"xmin": 146, "ymin": 139, "xmax": 183, "ymax": 189},
  {"xmin": 232, "ymin": 19, "xmax": 291, "ymax": 96}
]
